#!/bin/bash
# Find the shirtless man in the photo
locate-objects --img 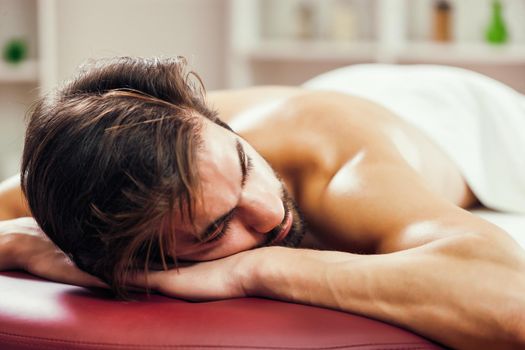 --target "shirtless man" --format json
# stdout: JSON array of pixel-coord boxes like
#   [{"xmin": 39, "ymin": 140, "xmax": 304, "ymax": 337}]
[{"xmin": 0, "ymin": 57, "xmax": 524, "ymax": 350}]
